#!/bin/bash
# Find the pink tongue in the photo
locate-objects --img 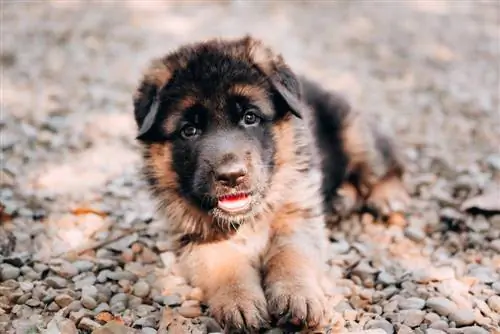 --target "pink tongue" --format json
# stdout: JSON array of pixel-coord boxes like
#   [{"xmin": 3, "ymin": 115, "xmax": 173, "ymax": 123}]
[{"xmin": 218, "ymin": 194, "xmax": 250, "ymax": 211}]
